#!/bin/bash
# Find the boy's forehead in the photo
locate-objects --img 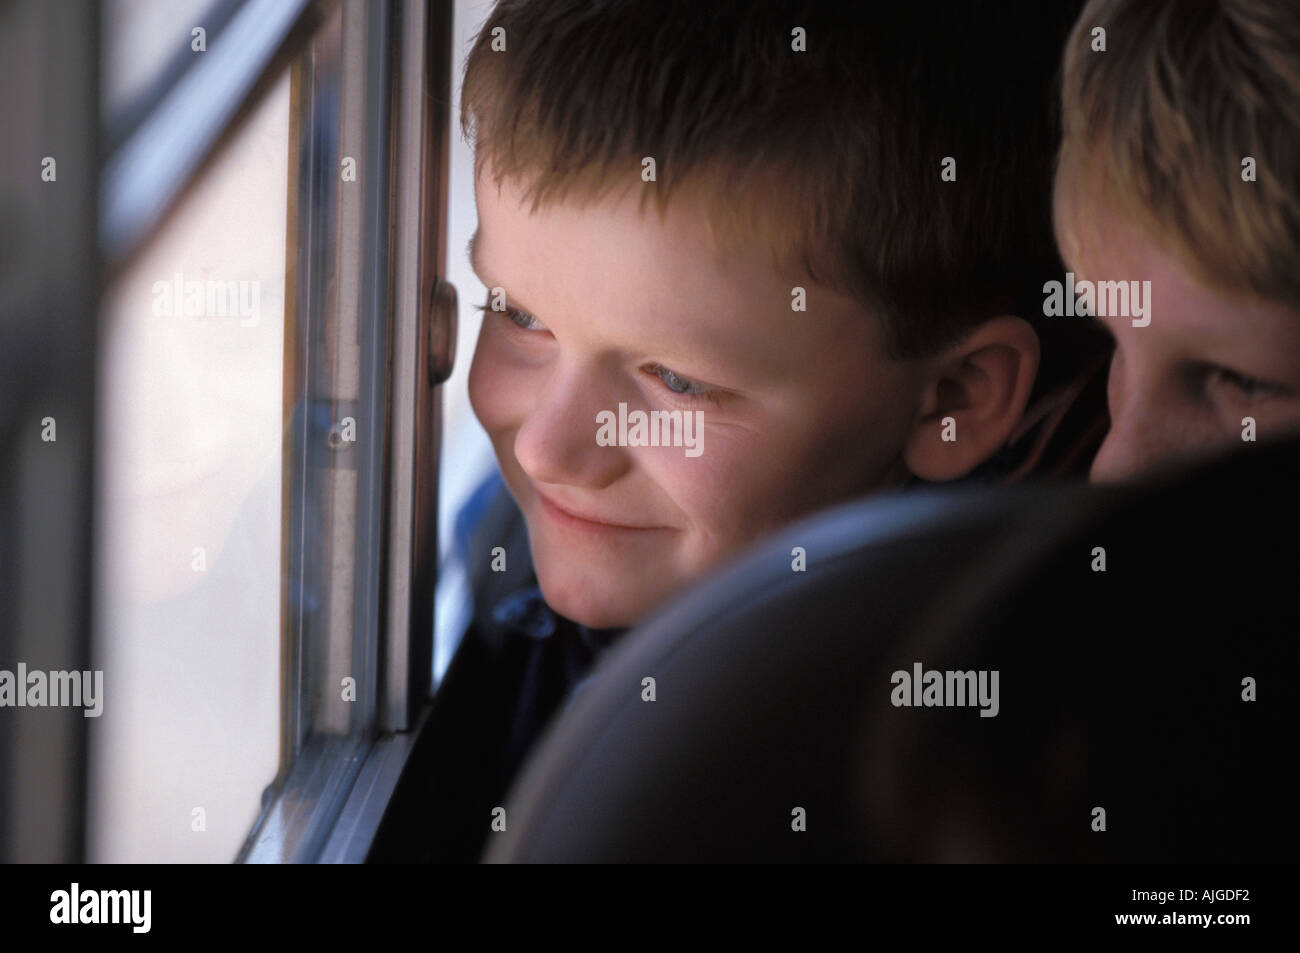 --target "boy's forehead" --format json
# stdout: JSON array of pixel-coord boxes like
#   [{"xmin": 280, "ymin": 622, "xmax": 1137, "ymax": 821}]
[
  {"xmin": 1061, "ymin": 199, "xmax": 1300, "ymax": 364},
  {"xmin": 470, "ymin": 168, "xmax": 882, "ymax": 375},
  {"xmin": 472, "ymin": 164, "xmax": 780, "ymax": 280}
]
